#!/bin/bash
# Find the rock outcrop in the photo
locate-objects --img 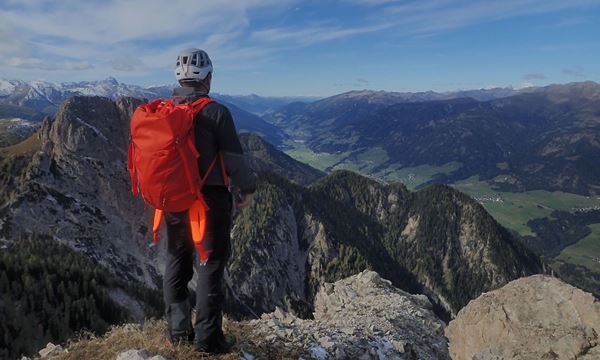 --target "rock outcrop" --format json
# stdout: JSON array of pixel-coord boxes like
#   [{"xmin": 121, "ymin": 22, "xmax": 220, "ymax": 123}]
[
  {"xmin": 446, "ymin": 274, "xmax": 600, "ymax": 360},
  {"xmin": 238, "ymin": 270, "xmax": 450, "ymax": 359}
]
